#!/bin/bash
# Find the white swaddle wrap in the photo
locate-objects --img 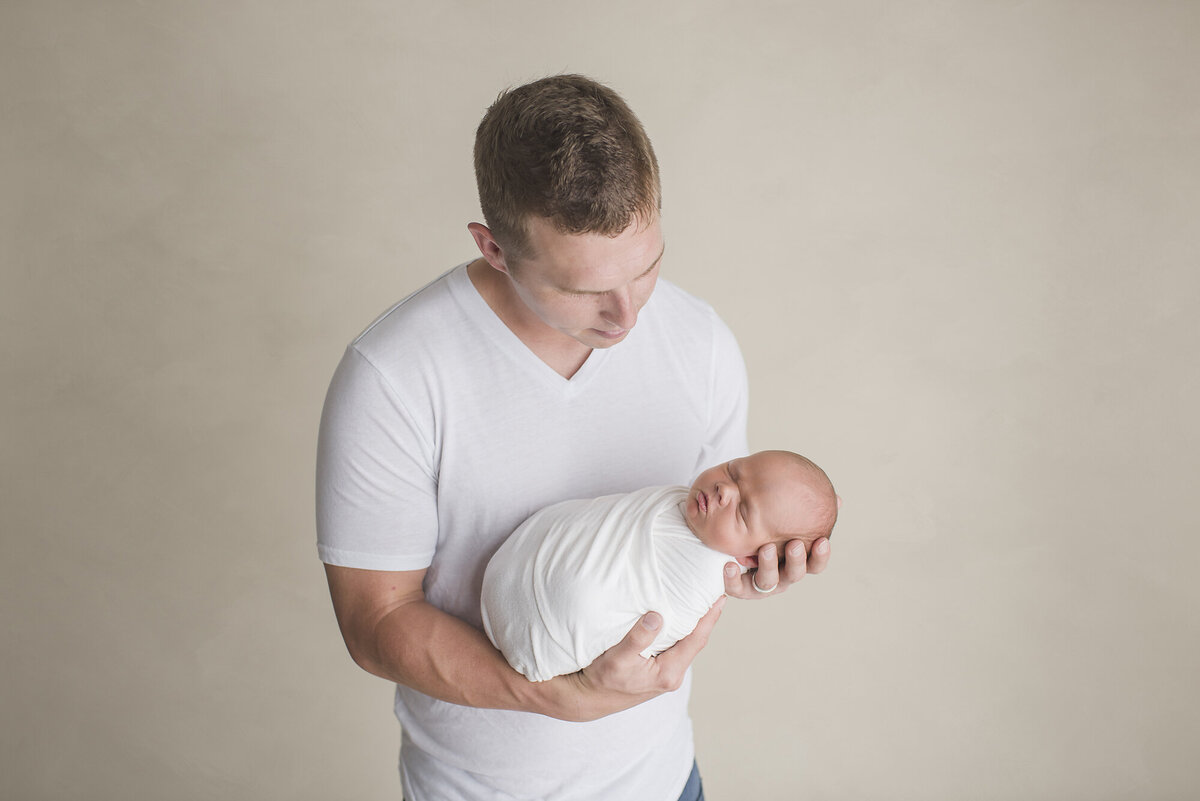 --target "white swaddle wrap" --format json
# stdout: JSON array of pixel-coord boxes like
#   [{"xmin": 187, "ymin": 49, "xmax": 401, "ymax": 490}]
[{"xmin": 481, "ymin": 485, "xmax": 734, "ymax": 682}]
